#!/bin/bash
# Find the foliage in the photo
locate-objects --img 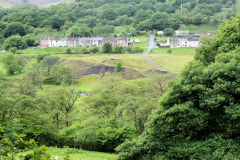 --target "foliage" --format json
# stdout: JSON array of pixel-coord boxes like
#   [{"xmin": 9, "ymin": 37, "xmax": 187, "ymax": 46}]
[
  {"xmin": 115, "ymin": 62, "xmax": 123, "ymax": 72},
  {"xmin": 0, "ymin": 124, "xmax": 51, "ymax": 160},
  {"xmin": 3, "ymin": 22, "xmax": 26, "ymax": 38},
  {"xmin": 103, "ymin": 42, "xmax": 113, "ymax": 53},
  {"xmin": 2, "ymin": 53, "xmax": 21, "ymax": 75},
  {"xmin": 167, "ymin": 49, "xmax": 172, "ymax": 53},
  {"xmin": 3, "ymin": 35, "xmax": 27, "ymax": 50},
  {"xmin": 47, "ymin": 64, "xmax": 72, "ymax": 85},
  {"xmin": 163, "ymin": 28, "xmax": 174, "ymax": 36},
  {"xmin": 117, "ymin": 14, "xmax": 240, "ymax": 160},
  {"xmin": 0, "ymin": 0, "xmax": 236, "ymax": 49},
  {"xmin": 66, "ymin": 48, "xmax": 72, "ymax": 54}
]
